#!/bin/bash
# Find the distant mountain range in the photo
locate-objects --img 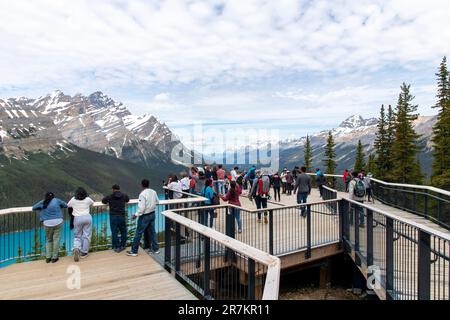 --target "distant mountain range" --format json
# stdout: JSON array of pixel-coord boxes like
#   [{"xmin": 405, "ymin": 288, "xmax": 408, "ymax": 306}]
[
  {"xmin": 0, "ymin": 91, "xmax": 188, "ymax": 208},
  {"xmin": 278, "ymin": 114, "xmax": 436, "ymax": 176}
]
